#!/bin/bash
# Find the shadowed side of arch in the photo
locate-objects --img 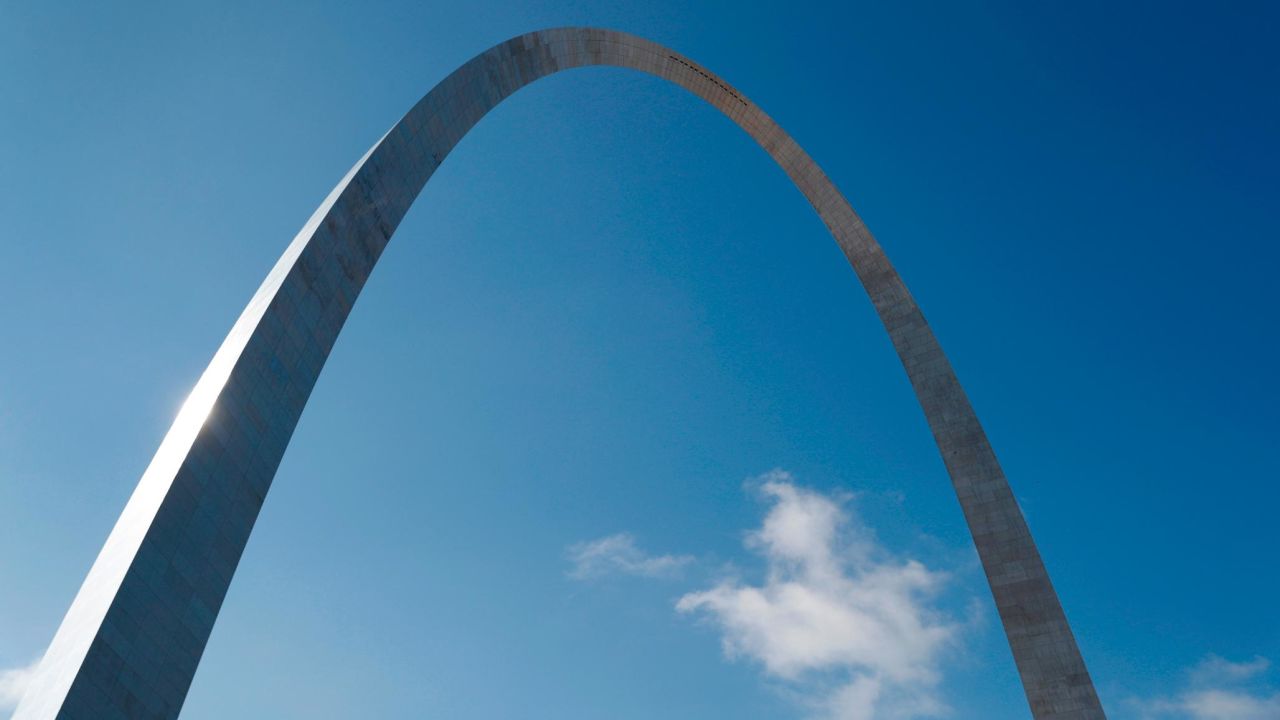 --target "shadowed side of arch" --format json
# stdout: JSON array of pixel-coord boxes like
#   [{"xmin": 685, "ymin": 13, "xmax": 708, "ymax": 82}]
[{"xmin": 14, "ymin": 27, "xmax": 1105, "ymax": 720}]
